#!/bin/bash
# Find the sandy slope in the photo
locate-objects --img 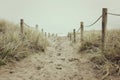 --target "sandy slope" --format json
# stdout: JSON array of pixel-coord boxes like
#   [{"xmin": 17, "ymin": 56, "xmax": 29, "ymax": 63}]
[{"xmin": 0, "ymin": 37, "xmax": 98, "ymax": 80}]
